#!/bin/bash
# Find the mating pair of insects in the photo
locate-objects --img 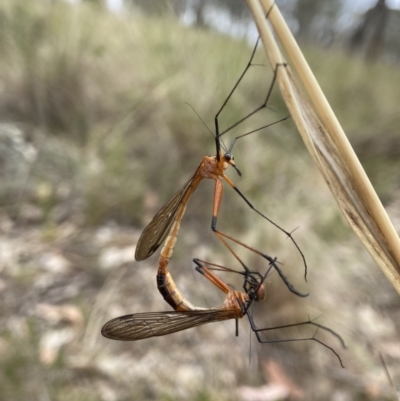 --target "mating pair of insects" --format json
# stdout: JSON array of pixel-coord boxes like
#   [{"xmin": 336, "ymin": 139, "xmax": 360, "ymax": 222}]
[{"xmin": 101, "ymin": 37, "xmax": 345, "ymax": 367}]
